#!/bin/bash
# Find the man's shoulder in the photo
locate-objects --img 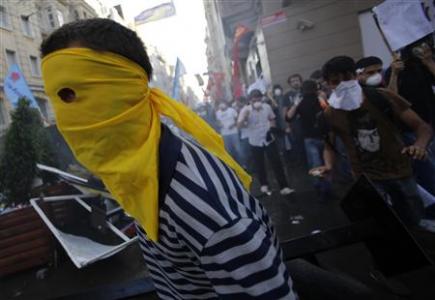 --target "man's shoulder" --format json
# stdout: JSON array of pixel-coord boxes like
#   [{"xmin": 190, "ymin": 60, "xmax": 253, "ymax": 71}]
[{"xmin": 262, "ymin": 102, "xmax": 272, "ymax": 109}]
